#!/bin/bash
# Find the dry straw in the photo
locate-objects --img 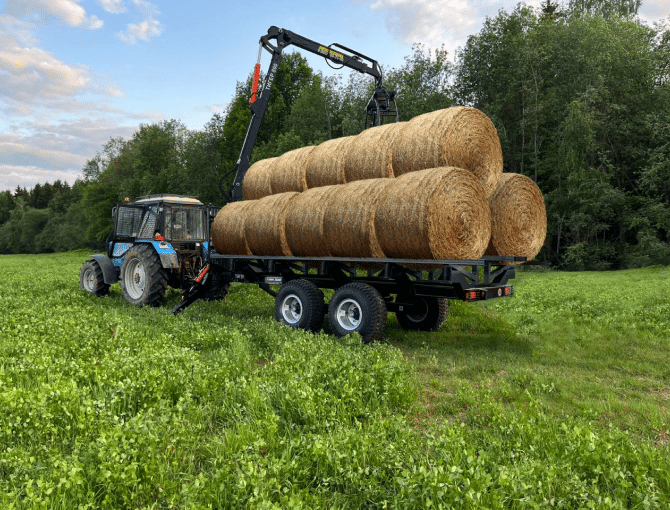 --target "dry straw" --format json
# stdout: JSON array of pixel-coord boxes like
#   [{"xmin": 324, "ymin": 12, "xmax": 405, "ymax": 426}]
[
  {"xmin": 284, "ymin": 185, "xmax": 340, "ymax": 257},
  {"xmin": 343, "ymin": 122, "xmax": 407, "ymax": 182},
  {"xmin": 211, "ymin": 200, "xmax": 255, "ymax": 255},
  {"xmin": 243, "ymin": 157, "xmax": 277, "ymax": 200},
  {"xmin": 245, "ymin": 192, "xmax": 299, "ymax": 256},
  {"xmin": 323, "ymin": 178, "xmax": 392, "ymax": 259},
  {"xmin": 270, "ymin": 146, "xmax": 316, "ymax": 194},
  {"xmin": 391, "ymin": 107, "xmax": 503, "ymax": 197},
  {"xmin": 304, "ymin": 136, "xmax": 355, "ymax": 189},
  {"xmin": 374, "ymin": 167, "xmax": 491, "ymax": 262},
  {"xmin": 486, "ymin": 173, "xmax": 547, "ymax": 264}
]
